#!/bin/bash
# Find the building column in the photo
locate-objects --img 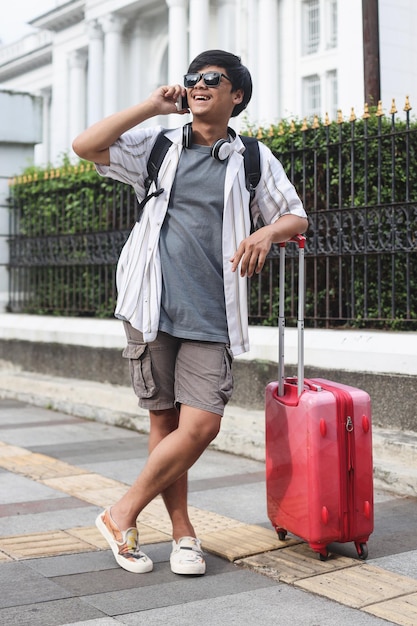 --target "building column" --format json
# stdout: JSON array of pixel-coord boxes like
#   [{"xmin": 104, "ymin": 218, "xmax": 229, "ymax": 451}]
[
  {"xmin": 166, "ymin": 0, "xmax": 188, "ymax": 83},
  {"xmin": 68, "ymin": 50, "xmax": 87, "ymax": 146},
  {"xmin": 129, "ymin": 21, "xmax": 149, "ymax": 105},
  {"xmin": 86, "ymin": 19, "xmax": 104, "ymax": 125},
  {"xmin": 34, "ymin": 87, "xmax": 51, "ymax": 166},
  {"xmin": 217, "ymin": 0, "xmax": 236, "ymax": 52},
  {"xmin": 189, "ymin": 0, "xmax": 209, "ymax": 61},
  {"xmin": 100, "ymin": 13, "xmax": 126, "ymax": 116},
  {"xmin": 257, "ymin": 0, "xmax": 279, "ymax": 123}
]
